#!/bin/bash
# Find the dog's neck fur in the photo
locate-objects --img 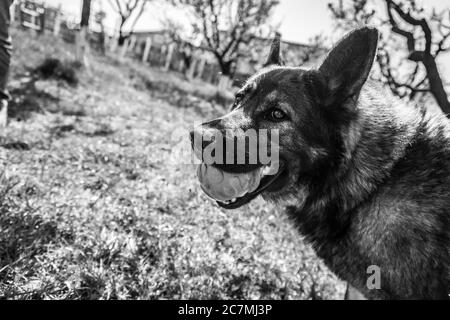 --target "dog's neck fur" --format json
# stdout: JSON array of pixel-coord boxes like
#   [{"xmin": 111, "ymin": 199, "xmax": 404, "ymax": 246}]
[
  {"xmin": 287, "ymin": 83, "xmax": 422, "ymax": 246},
  {"xmin": 336, "ymin": 85, "xmax": 421, "ymax": 211}
]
